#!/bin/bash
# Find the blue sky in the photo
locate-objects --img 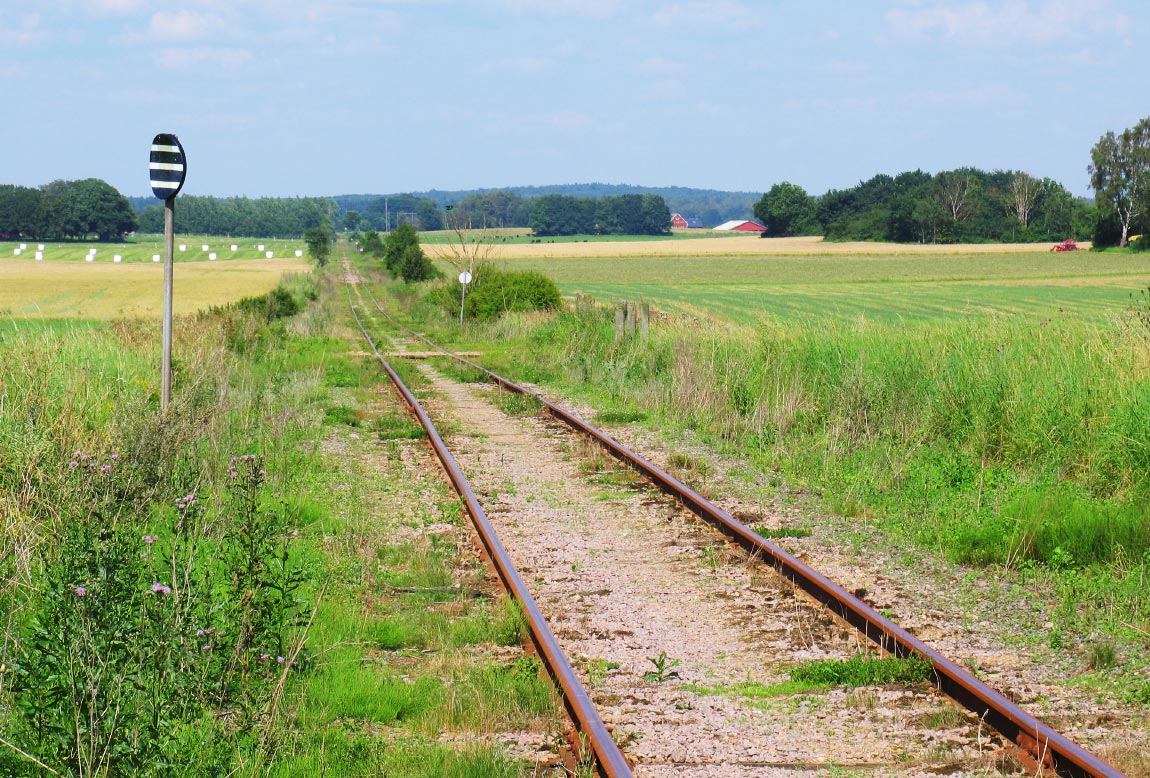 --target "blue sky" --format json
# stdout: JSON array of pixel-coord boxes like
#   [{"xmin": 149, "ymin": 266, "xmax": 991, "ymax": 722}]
[{"xmin": 1, "ymin": 1, "xmax": 1145, "ymax": 199}]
